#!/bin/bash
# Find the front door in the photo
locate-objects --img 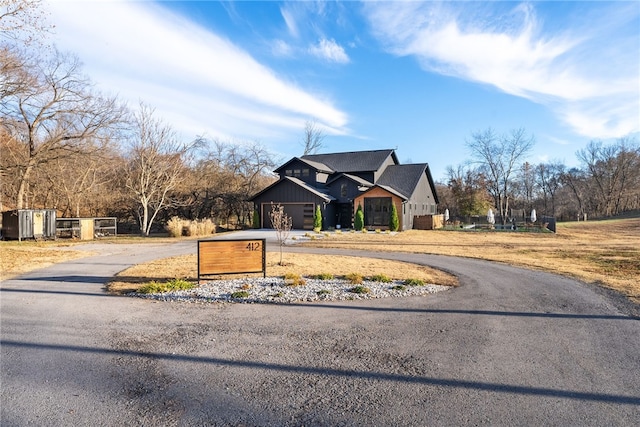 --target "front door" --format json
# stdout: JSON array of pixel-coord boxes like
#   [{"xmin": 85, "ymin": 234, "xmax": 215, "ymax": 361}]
[{"xmin": 336, "ymin": 203, "xmax": 353, "ymax": 229}]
